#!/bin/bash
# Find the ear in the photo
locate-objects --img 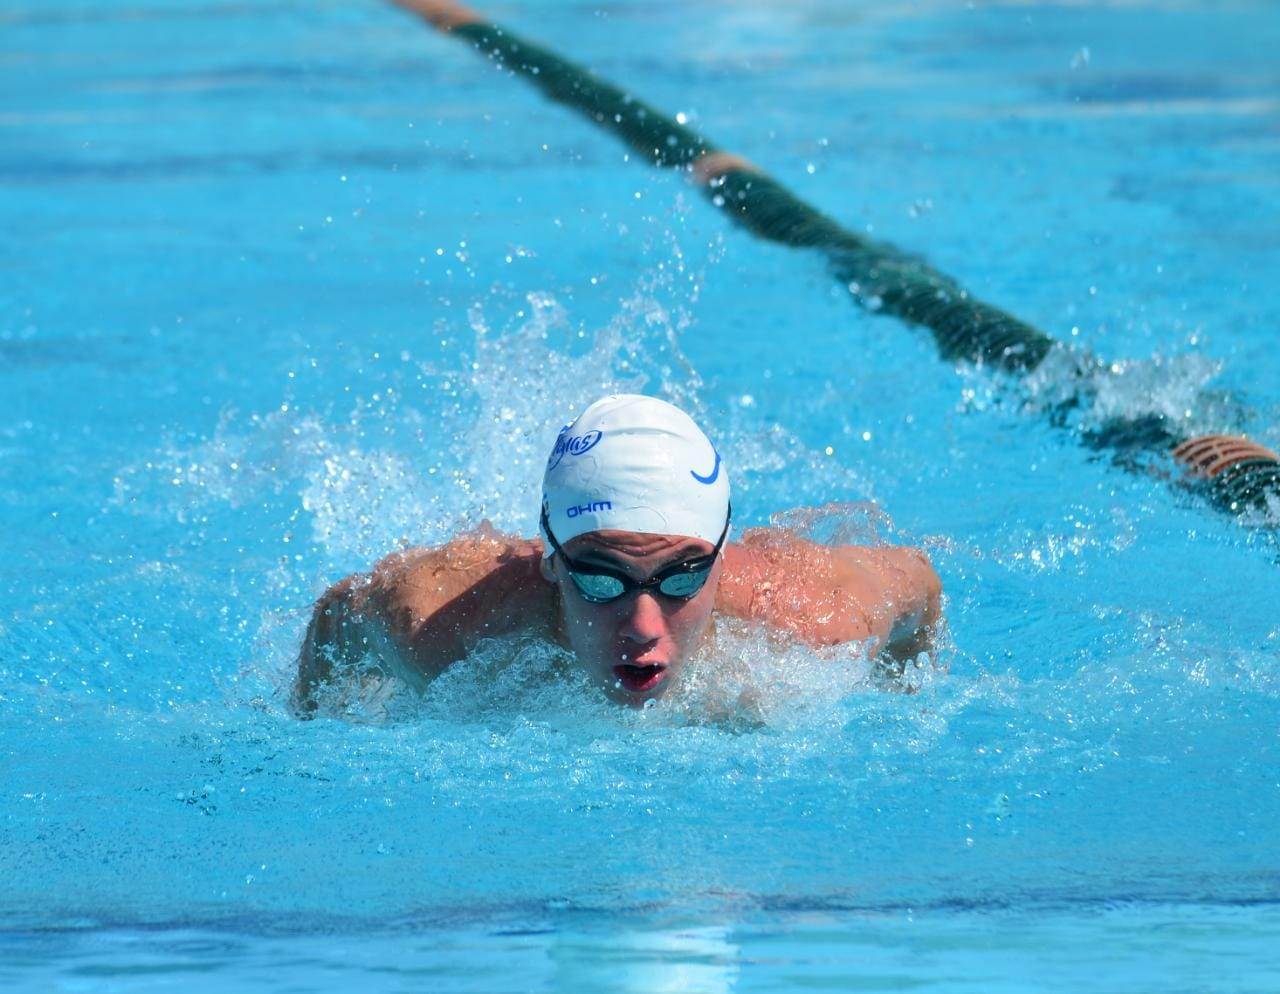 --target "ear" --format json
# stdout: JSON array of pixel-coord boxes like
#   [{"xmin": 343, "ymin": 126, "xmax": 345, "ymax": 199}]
[{"xmin": 539, "ymin": 555, "xmax": 557, "ymax": 584}]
